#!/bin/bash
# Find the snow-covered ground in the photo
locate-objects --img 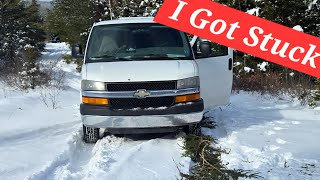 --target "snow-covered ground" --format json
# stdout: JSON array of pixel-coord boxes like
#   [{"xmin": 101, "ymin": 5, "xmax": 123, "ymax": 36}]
[
  {"xmin": 0, "ymin": 43, "xmax": 320, "ymax": 179},
  {"xmin": 0, "ymin": 43, "xmax": 189, "ymax": 180},
  {"xmin": 205, "ymin": 94, "xmax": 320, "ymax": 179}
]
